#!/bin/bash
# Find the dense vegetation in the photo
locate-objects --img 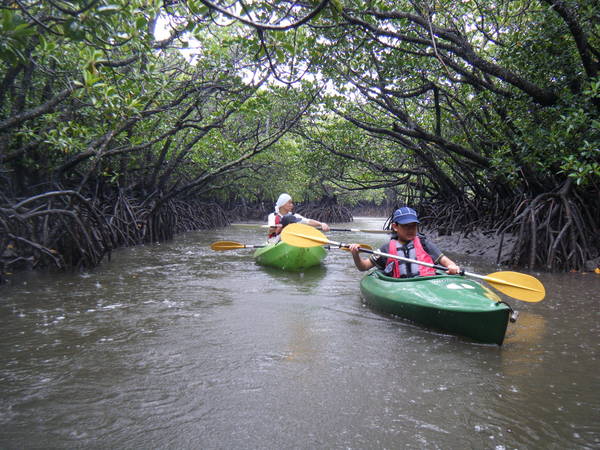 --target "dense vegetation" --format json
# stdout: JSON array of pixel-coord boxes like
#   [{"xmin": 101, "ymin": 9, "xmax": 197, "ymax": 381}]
[{"xmin": 1, "ymin": 0, "xmax": 598, "ymax": 280}]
